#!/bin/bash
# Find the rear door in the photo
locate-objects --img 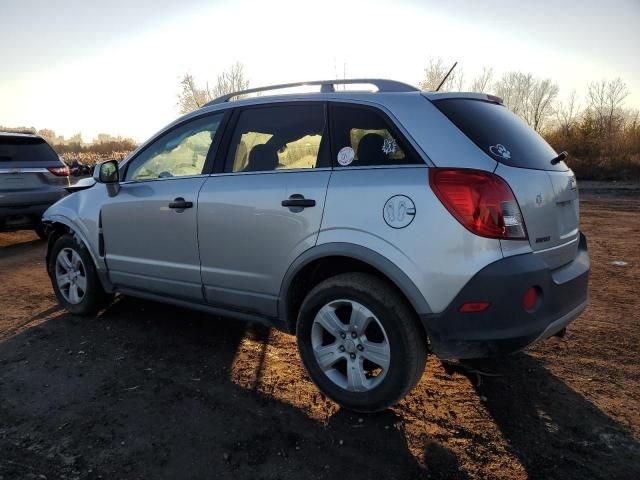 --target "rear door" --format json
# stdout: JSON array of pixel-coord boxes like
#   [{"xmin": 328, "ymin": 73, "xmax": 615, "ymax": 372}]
[
  {"xmin": 432, "ymin": 98, "xmax": 580, "ymax": 267},
  {"xmin": 101, "ymin": 112, "xmax": 226, "ymax": 300},
  {"xmin": 197, "ymin": 103, "xmax": 331, "ymax": 317}
]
